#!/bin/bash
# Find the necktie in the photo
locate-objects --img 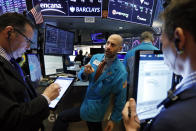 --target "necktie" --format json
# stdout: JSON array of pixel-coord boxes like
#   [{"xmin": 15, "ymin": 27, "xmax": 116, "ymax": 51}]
[
  {"xmin": 10, "ymin": 58, "xmax": 32, "ymax": 102},
  {"xmin": 94, "ymin": 60, "xmax": 106, "ymax": 81},
  {"xmin": 10, "ymin": 58, "xmax": 26, "ymax": 82}
]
